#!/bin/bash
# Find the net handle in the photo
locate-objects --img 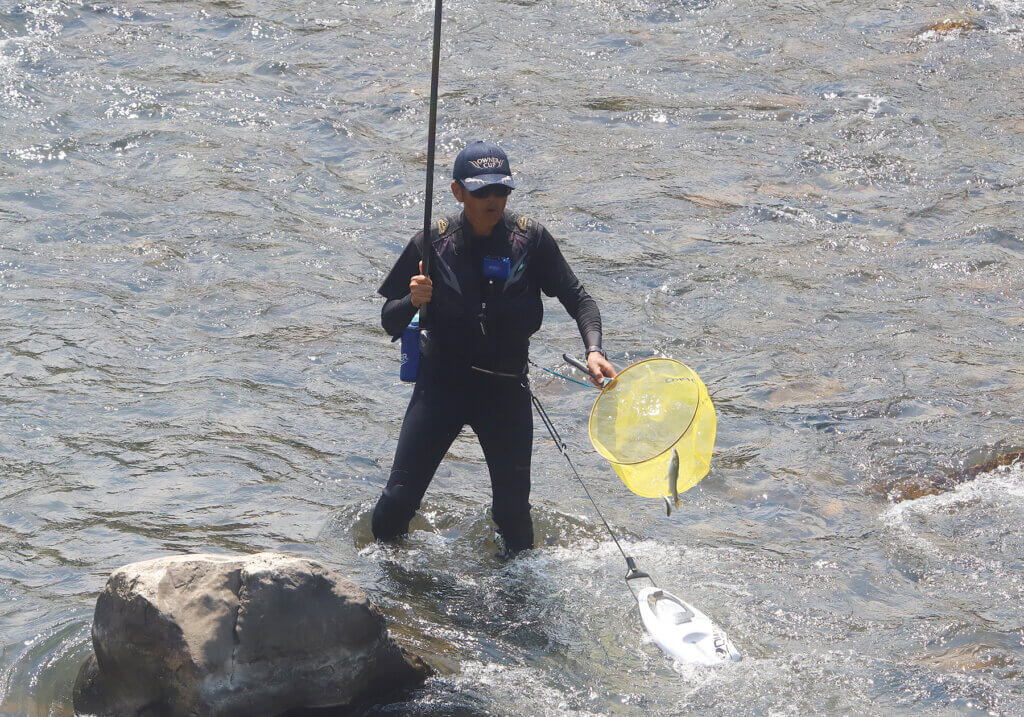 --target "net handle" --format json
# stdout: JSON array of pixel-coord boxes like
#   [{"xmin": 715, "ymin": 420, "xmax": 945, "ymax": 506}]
[{"xmin": 562, "ymin": 353, "xmax": 611, "ymax": 388}]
